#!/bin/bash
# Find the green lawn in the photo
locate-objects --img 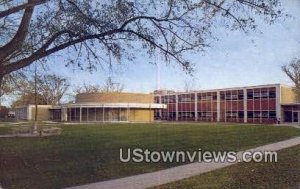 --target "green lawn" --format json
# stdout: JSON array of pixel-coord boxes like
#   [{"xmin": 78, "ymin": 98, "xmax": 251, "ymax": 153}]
[
  {"xmin": 0, "ymin": 123, "xmax": 299, "ymax": 189},
  {"xmin": 153, "ymin": 144, "xmax": 300, "ymax": 189},
  {"xmin": 0, "ymin": 126, "xmax": 12, "ymax": 135}
]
